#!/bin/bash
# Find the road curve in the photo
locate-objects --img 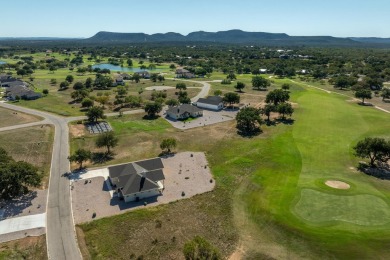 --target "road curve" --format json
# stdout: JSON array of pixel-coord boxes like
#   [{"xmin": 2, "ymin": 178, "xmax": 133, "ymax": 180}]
[{"xmin": 0, "ymin": 102, "xmax": 82, "ymax": 260}]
